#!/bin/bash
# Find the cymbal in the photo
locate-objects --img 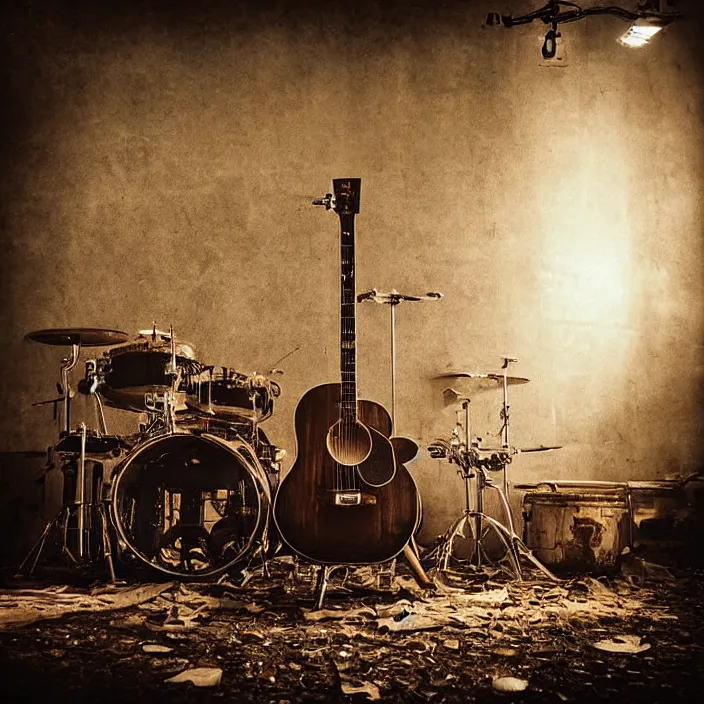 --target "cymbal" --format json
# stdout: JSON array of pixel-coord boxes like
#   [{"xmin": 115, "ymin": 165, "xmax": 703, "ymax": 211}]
[
  {"xmin": 438, "ymin": 374, "xmax": 529, "ymax": 402},
  {"xmin": 476, "ymin": 445, "xmax": 562, "ymax": 454},
  {"xmin": 25, "ymin": 327, "xmax": 130, "ymax": 347},
  {"xmin": 358, "ymin": 289, "xmax": 443, "ymax": 304},
  {"xmin": 516, "ymin": 445, "xmax": 562, "ymax": 453},
  {"xmin": 435, "ymin": 371, "xmax": 530, "ymax": 385},
  {"xmin": 137, "ymin": 328, "xmax": 172, "ymax": 338}
]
